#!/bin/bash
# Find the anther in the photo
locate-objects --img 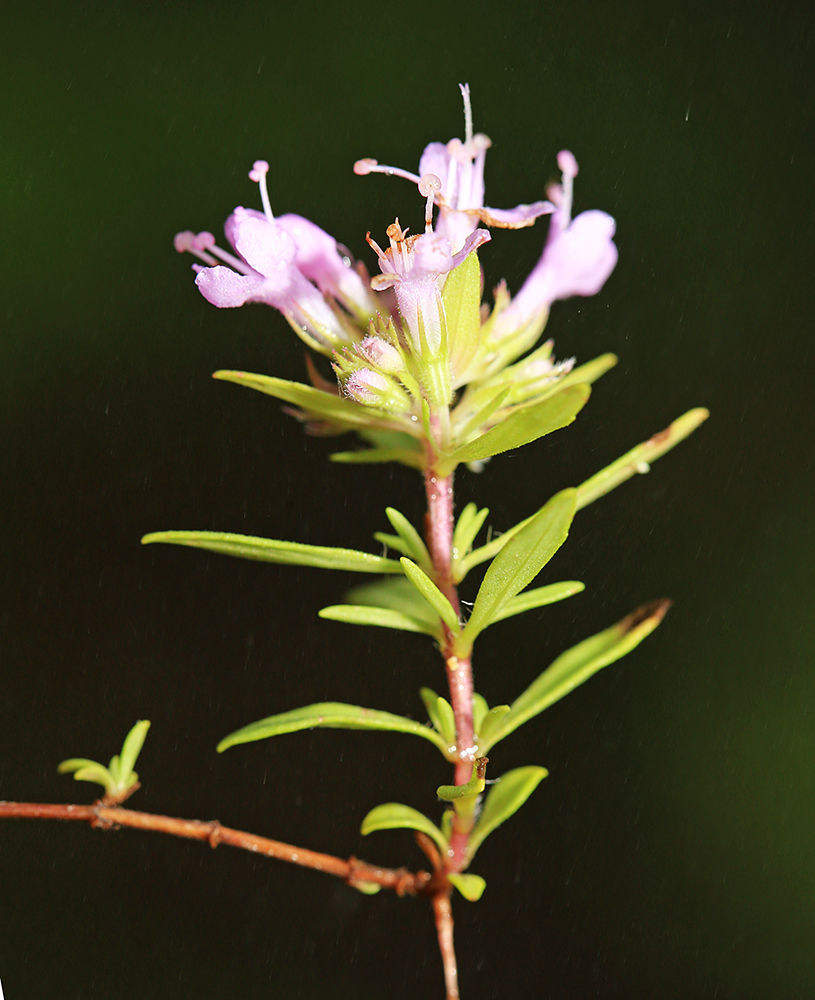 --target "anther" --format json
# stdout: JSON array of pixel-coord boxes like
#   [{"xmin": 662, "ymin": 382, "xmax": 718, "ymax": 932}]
[
  {"xmin": 353, "ymin": 158, "xmax": 422, "ymax": 185},
  {"xmin": 248, "ymin": 159, "xmax": 274, "ymax": 223}
]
